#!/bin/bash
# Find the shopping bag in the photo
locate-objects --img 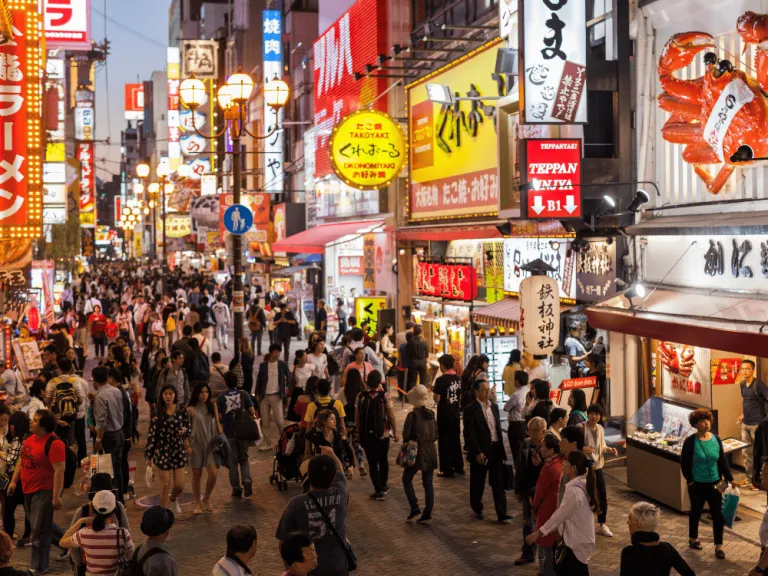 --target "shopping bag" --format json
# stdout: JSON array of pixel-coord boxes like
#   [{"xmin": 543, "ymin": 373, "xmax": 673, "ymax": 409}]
[
  {"xmin": 145, "ymin": 465, "xmax": 154, "ymax": 489},
  {"xmin": 722, "ymin": 485, "xmax": 740, "ymax": 528},
  {"xmin": 88, "ymin": 453, "xmax": 114, "ymax": 478}
]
